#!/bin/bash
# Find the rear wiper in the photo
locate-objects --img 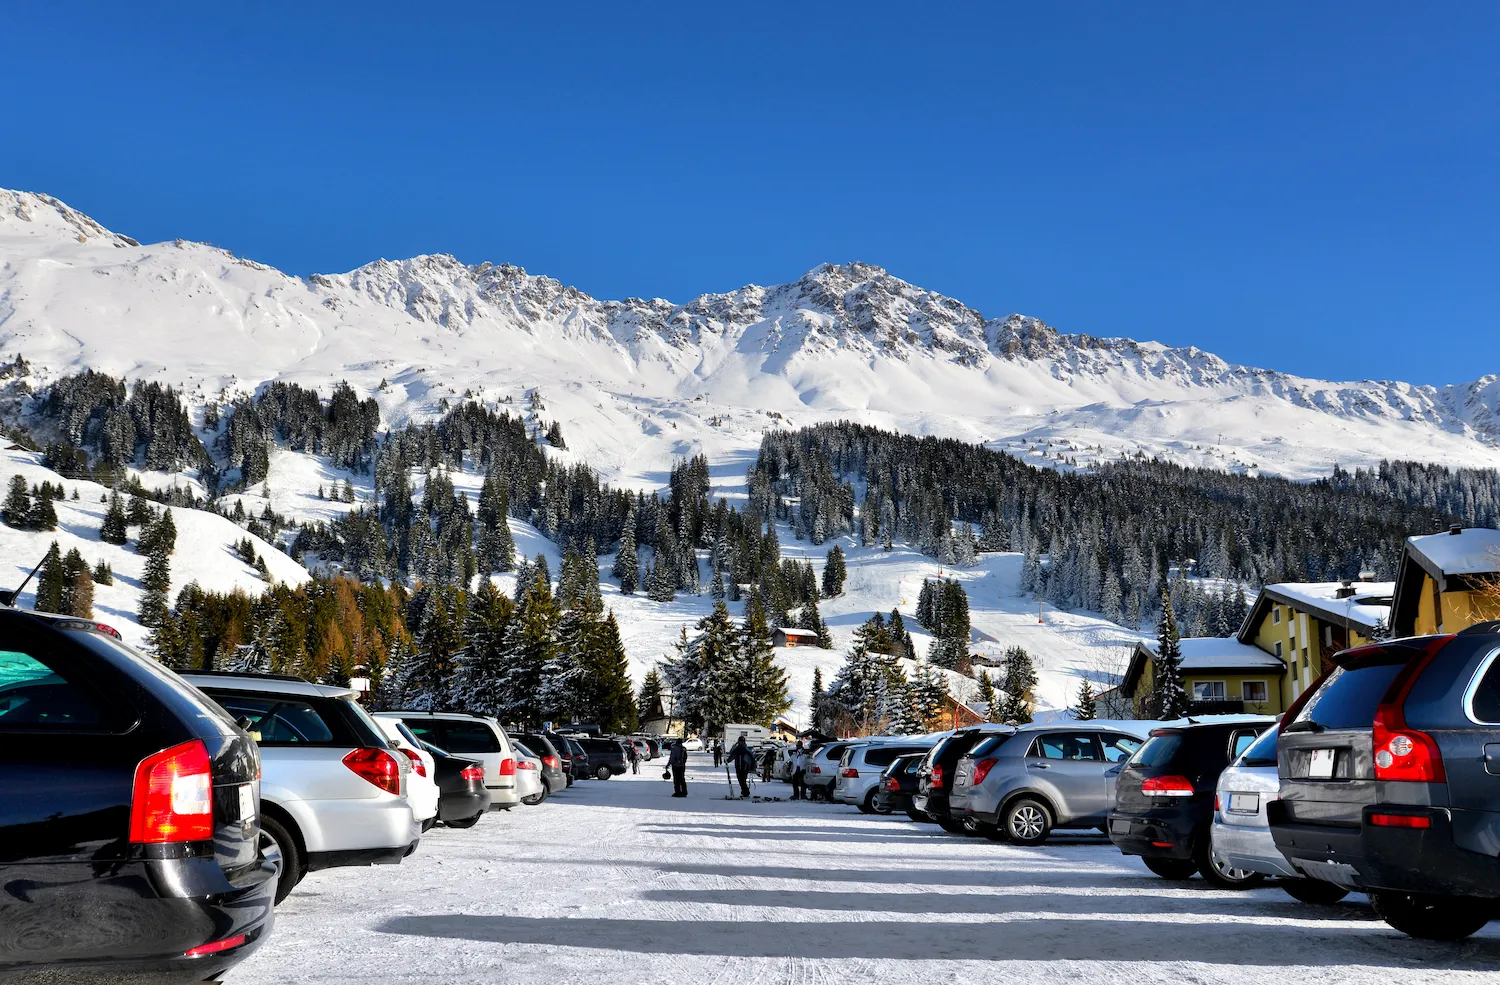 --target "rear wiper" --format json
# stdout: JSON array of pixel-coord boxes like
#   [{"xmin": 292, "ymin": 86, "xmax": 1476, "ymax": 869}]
[{"xmin": 1283, "ymin": 720, "xmax": 1326, "ymax": 734}]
